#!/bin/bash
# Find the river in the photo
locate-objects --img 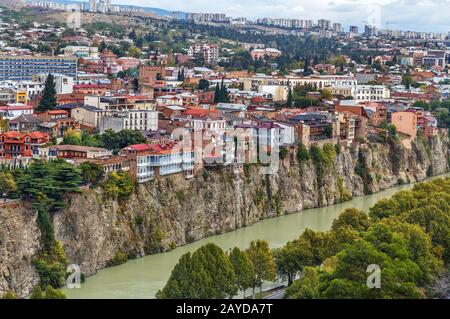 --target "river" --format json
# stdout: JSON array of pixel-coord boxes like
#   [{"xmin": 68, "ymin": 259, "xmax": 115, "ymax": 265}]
[{"xmin": 63, "ymin": 174, "xmax": 449, "ymax": 299}]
